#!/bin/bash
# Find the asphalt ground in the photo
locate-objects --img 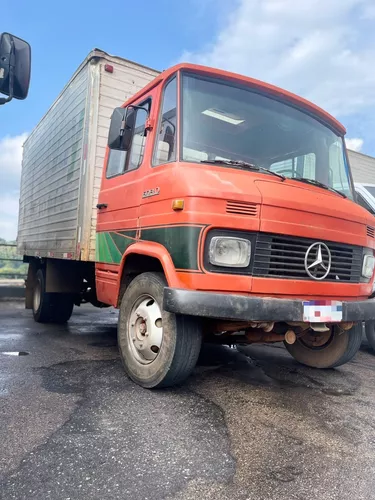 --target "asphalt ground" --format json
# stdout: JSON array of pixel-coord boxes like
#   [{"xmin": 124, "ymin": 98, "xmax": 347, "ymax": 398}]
[{"xmin": 1, "ymin": 302, "xmax": 375, "ymax": 500}]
